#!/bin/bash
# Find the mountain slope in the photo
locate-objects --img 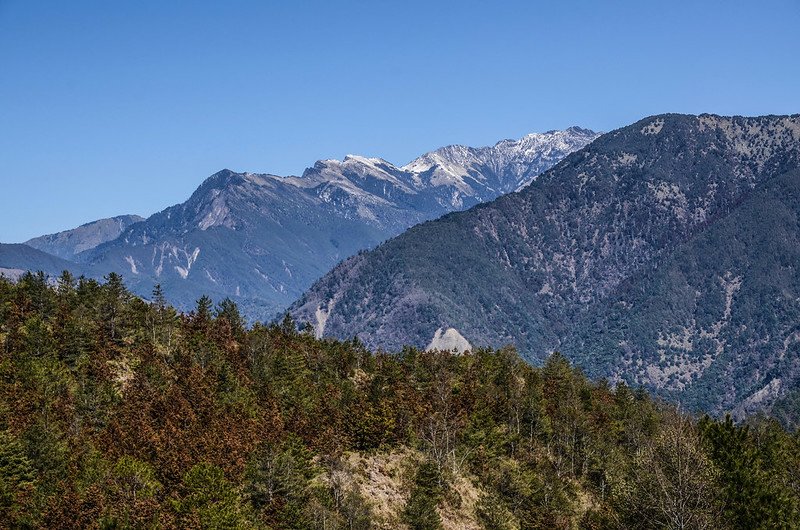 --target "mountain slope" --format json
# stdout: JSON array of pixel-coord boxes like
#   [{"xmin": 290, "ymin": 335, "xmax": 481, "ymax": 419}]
[
  {"xmin": 289, "ymin": 113, "xmax": 800, "ymax": 413},
  {"xmin": 80, "ymin": 170, "xmax": 393, "ymax": 320},
  {"xmin": 23, "ymin": 128, "xmax": 595, "ymax": 320},
  {"xmin": 566, "ymin": 164, "xmax": 800, "ymax": 414},
  {"xmin": 25, "ymin": 214, "xmax": 144, "ymax": 259},
  {"xmin": 0, "ymin": 243, "xmax": 93, "ymax": 280}
]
